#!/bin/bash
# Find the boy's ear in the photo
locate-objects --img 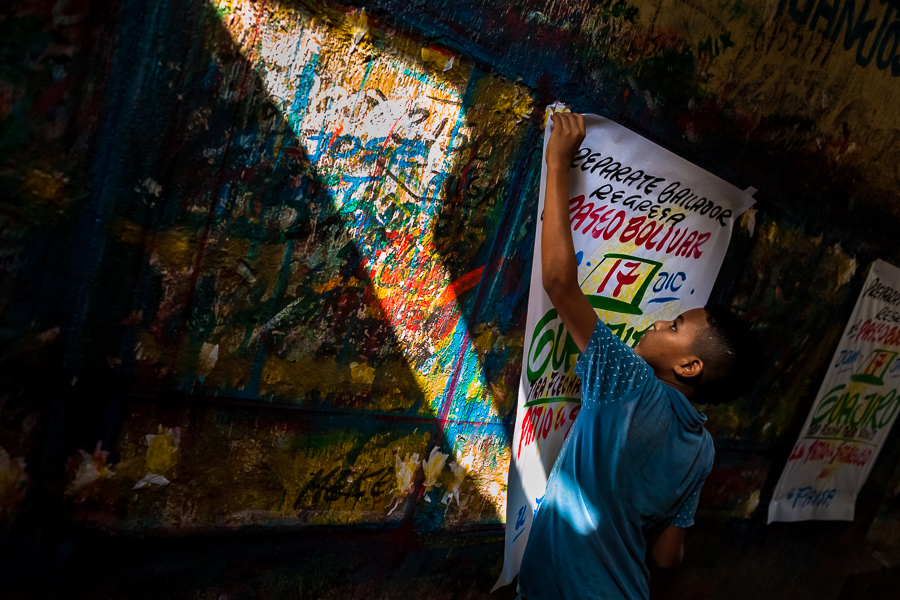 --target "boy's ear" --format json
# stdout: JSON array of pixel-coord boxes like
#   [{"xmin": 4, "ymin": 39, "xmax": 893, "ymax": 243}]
[{"xmin": 674, "ymin": 356, "xmax": 703, "ymax": 380}]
